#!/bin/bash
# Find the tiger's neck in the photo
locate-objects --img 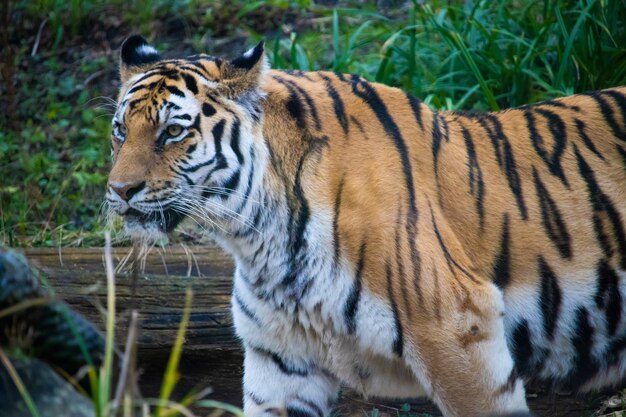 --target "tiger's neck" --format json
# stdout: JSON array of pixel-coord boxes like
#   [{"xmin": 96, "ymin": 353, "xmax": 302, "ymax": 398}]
[
  {"xmin": 209, "ymin": 80, "xmax": 339, "ymax": 304},
  {"xmin": 207, "ymin": 73, "xmax": 470, "ymax": 305}
]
